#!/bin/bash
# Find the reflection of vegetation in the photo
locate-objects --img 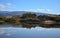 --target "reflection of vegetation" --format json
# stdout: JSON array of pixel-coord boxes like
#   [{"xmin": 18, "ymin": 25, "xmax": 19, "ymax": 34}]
[
  {"xmin": 22, "ymin": 23, "xmax": 38, "ymax": 28},
  {"xmin": 40, "ymin": 24, "xmax": 60, "ymax": 28},
  {"xmin": 0, "ymin": 12, "xmax": 60, "ymax": 28}
]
